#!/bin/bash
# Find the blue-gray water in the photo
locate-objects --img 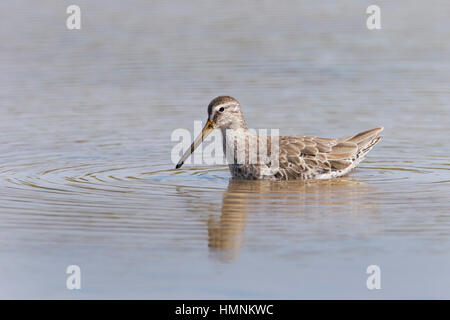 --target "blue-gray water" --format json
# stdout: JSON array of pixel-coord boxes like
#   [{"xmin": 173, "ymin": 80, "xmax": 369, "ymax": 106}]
[{"xmin": 0, "ymin": 0, "xmax": 449, "ymax": 298}]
